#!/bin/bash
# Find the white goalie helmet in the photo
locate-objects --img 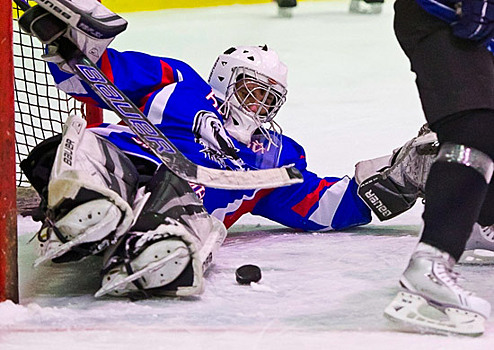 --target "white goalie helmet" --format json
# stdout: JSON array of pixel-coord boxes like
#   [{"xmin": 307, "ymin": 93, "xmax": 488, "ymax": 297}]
[{"xmin": 208, "ymin": 45, "xmax": 288, "ymax": 144}]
